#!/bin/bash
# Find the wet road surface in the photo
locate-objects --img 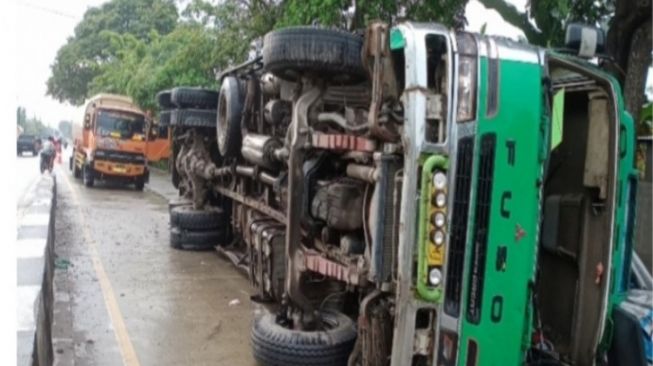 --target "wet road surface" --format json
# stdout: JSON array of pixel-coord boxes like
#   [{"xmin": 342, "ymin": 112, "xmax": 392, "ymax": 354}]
[
  {"xmin": 52, "ymin": 165, "xmax": 257, "ymax": 366},
  {"xmin": 16, "ymin": 152, "xmax": 43, "ymax": 219}
]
